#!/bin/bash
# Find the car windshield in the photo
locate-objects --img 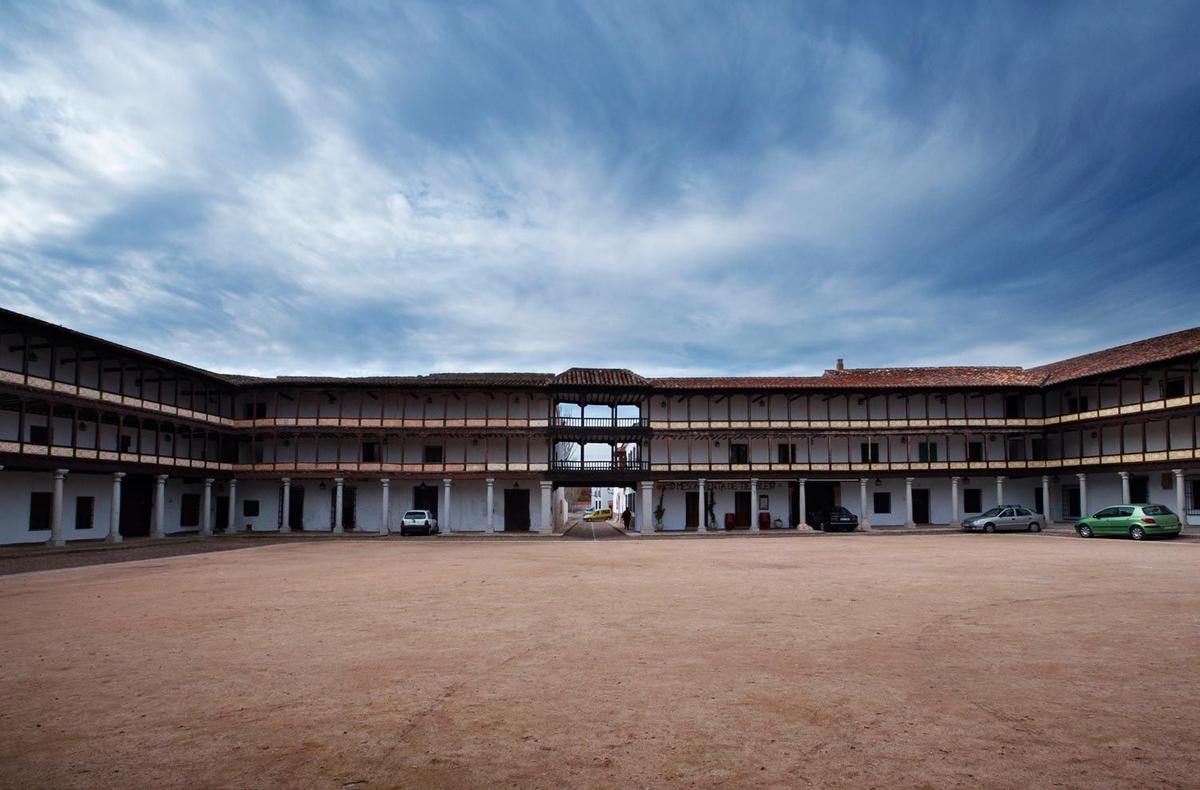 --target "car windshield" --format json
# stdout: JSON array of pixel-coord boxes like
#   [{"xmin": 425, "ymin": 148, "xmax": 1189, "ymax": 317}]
[
  {"xmin": 977, "ymin": 507, "xmax": 1004, "ymax": 518},
  {"xmin": 1141, "ymin": 505, "xmax": 1174, "ymax": 516},
  {"xmin": 403, "ymin": 511, "xmax": 426, "ymax": 519},
  {"xmin": 829, "ymin": 507, "xmax": 852, "ymax": 516}
]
